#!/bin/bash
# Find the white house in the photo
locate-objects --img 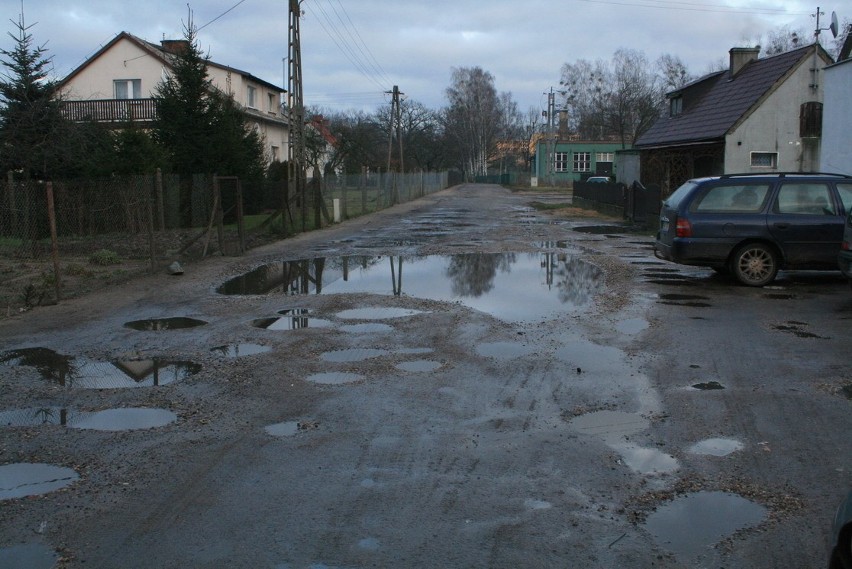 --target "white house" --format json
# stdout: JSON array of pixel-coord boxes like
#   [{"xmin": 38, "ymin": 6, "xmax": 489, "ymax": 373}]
[
  {"xmin": 820, "ymin": 37, "xmax": 852, "ymax": 176},
  {"xmin": 58, "ymin": 31, "xmax": 289, "ymax": 165}
]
